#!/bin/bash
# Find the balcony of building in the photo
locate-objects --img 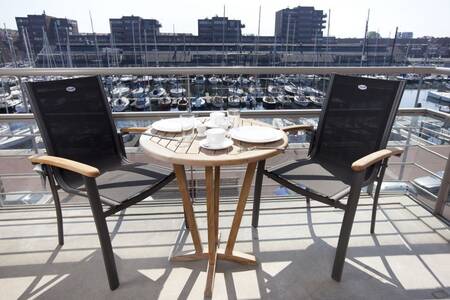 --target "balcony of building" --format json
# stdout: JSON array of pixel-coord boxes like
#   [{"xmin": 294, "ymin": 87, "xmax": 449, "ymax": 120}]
[{"xmin": 0, "ymin": 66, "xmax": 449, "ymax": 299}]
